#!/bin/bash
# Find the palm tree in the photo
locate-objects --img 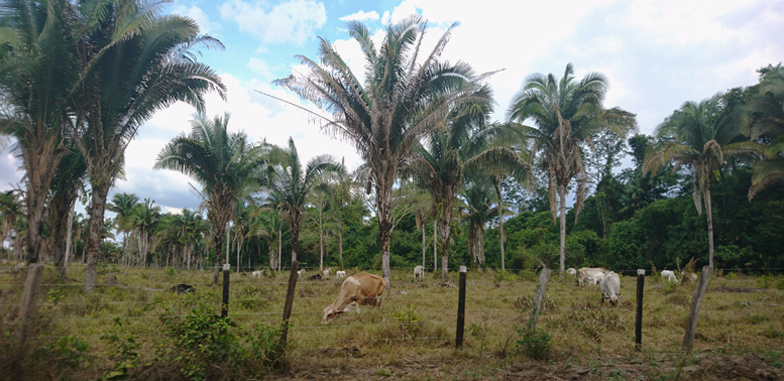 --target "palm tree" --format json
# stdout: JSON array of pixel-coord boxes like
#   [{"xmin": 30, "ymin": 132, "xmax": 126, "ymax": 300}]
[
  {"xmin": 108, "ymin": 192, "xmax": 141, "ymax": 267},
  {"xmin": 409, "ymin": 98, "xmax": 530, "ymax": 283},
  {"xmin": 0, "ymin": 0, "xmax": 81, "ymax": 264},
  {"xmin": 48, "ymin": 147, "xmax": 86, "ymax": 276},
  {"xmin": 263, "ymin": 137, "xmax": 340, "ymax": 266},
  {"xmin": 155, "ymin": 113, "xmax": 264, "ymax": 284},
  {"xmin": 73, "ymin": 0, "xmax": 226, "ymax": 292},
  {"xmin": 462, "ymin": 178, "xmax": 499, "ymax": 270},
  {"xmin": 748, "ymin": 65, "xmax": 784, "ymax": 200},
  {"xmin": 275, "ymin": 15, "xmax": 489, "ymax": 288},
  {"xmin": 0, "ymin": 190, "xmax": 23, "ymax": 261},
  {"xmin": 126, "ymin": 199, "xmax": 161, "ymax": 266},
  {"xmin": 644, "ymin": 93, "xmax": 751, "ymax": 267},
  {"xmin": 507, "ymin": 63, "xmax": 637, "ymax": 273}
]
